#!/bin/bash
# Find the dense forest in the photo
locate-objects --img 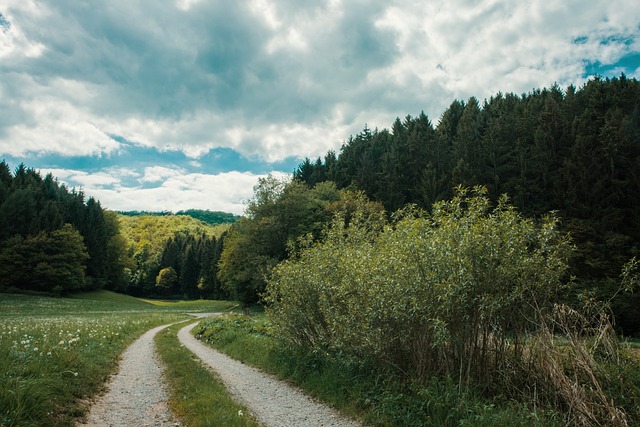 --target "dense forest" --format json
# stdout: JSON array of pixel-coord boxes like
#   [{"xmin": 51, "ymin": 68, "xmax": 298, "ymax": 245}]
[
  {"xmin": 119, "ymin": 214, "xmax": 230, "ymax": 299},
  {"xmin": 0, "ymin": 163, "xmax": 234, "ymax": 299},
  {"xmin": 118, "ymin": 209, "xmax": 240, "ymax": 225},
  {"xmin": 287, "ymin": 75, "xmax": 640, "ymax": 334},
  {"xmin": 295, "ymin": 75, "xmax": 639, "ymax": 276},
  {"xmin": 0, "ymin": 162, "xmax": 128, "ymax": 293}
]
